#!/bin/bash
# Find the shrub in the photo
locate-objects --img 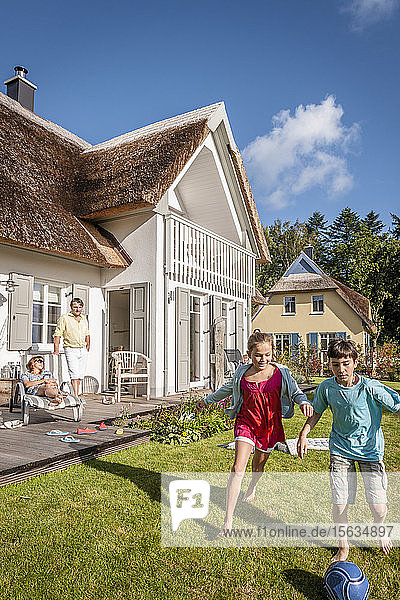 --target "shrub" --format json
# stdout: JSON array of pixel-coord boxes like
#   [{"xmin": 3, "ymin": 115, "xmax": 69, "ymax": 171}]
[
  {"xmin": 276, "ymin": 341, "xmax": 321, "ymax": 383},
  {"xmin": 113, "ymin": 392, "xmax": 234, "ymax": 445}
]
